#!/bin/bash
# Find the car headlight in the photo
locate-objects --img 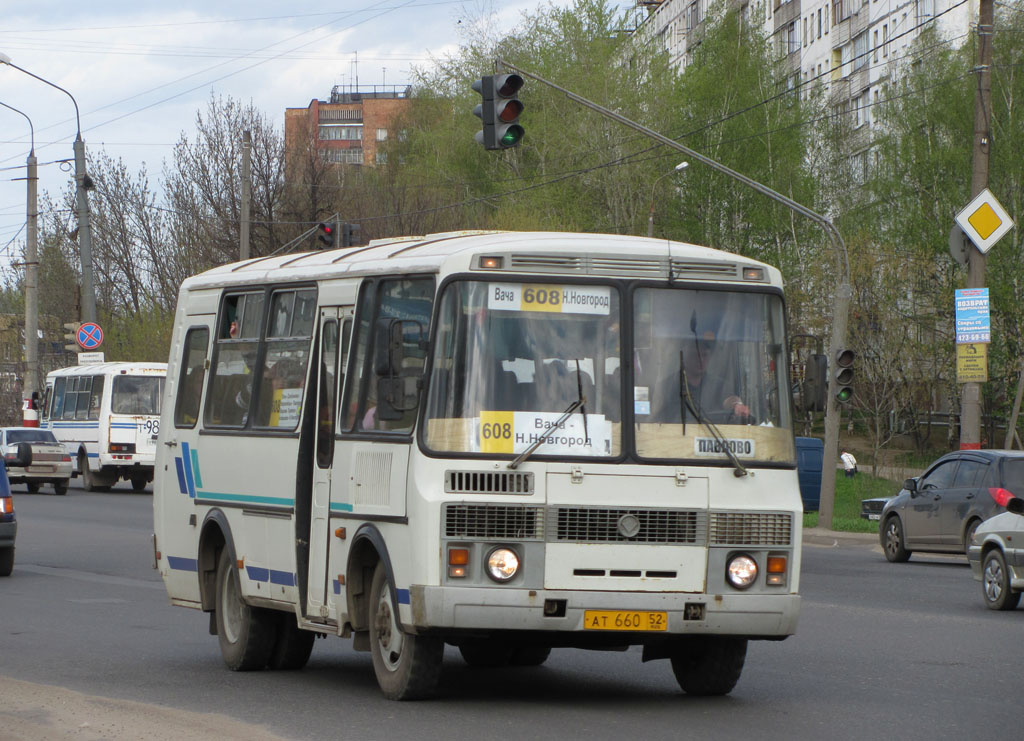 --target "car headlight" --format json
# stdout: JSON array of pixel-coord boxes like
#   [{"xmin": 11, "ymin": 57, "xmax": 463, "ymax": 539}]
[
  {"xmin": 726, "ymin": 554, "xmax": 758, "ymax": 589},
  {"xmin": 485, "ymin": 547, "xmax": 520, "ymax": 582}
]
